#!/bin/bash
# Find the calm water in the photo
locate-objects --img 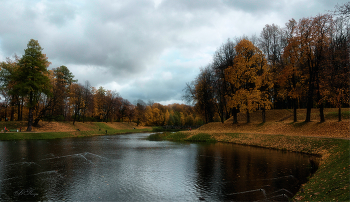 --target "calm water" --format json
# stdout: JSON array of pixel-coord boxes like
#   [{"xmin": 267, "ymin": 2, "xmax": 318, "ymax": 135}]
[{"xmin": 0, "ymin": 133, "xmax": 317, "ymax": 201}]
